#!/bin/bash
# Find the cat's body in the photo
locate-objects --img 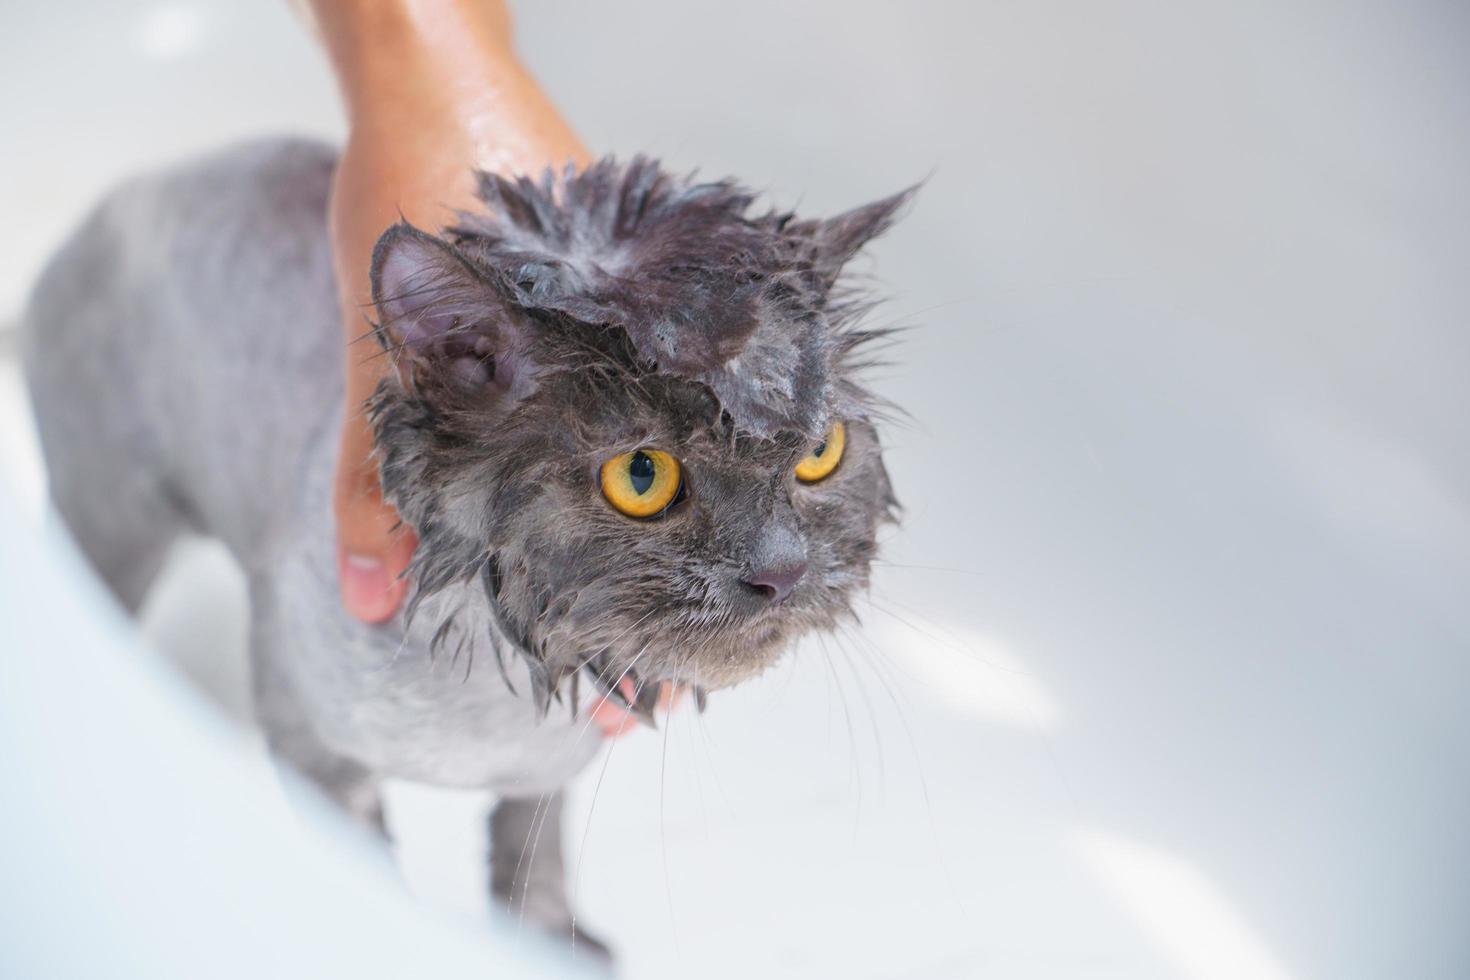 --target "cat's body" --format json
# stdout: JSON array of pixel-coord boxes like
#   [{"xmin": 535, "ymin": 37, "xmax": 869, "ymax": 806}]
[
  {"xmin": 22, "ymin": 137, "xmax": 907, "ymax": 953},
  {"xmin": 24, "ymin": 139, "xmax": 597, "ymax": 939}
]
